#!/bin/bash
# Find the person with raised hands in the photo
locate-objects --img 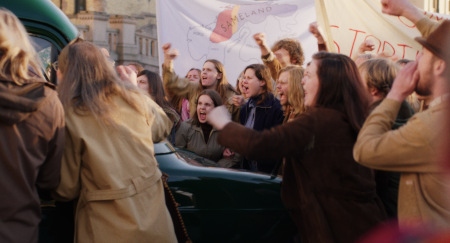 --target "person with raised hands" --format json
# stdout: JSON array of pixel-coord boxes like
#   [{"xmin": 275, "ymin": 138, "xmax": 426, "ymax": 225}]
[
  {"xmin": 161, "ymin": 43, "xmax": 240, "ymax": 122},
  {"xmin": 354, "ymin": 1, "xmax": 450, "ymax": 230},
  {"xmin": 206, "ymin": 52, "xmax": 387, "ymax": 243}
]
